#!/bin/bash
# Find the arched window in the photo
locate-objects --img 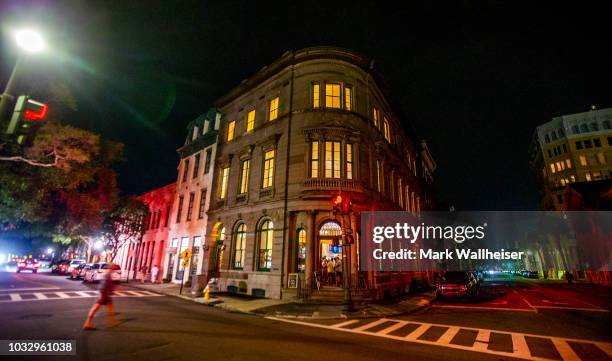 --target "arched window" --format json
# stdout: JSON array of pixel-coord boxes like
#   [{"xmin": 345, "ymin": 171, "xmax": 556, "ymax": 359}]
[
  {"xmin": 257, "ymin": 220, "xmax": 274, "ymax": 271},
  {"xmin": 297, "ymin": 229, "xmax": 307, "ymax": 272},
  {"xmin": 233, "ymin": 224, "xmax": 246, "ymax": 269}
]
